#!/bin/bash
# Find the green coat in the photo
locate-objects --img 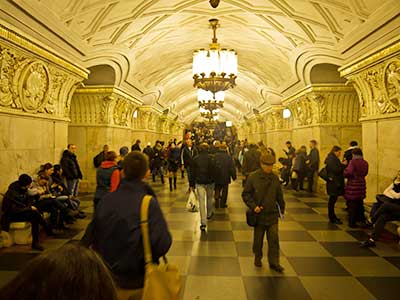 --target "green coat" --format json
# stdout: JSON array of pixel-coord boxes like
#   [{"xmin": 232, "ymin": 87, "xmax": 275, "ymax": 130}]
[{"xmin": 242, "ymin": 169, "xmax": 285, "ymax": 225}]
